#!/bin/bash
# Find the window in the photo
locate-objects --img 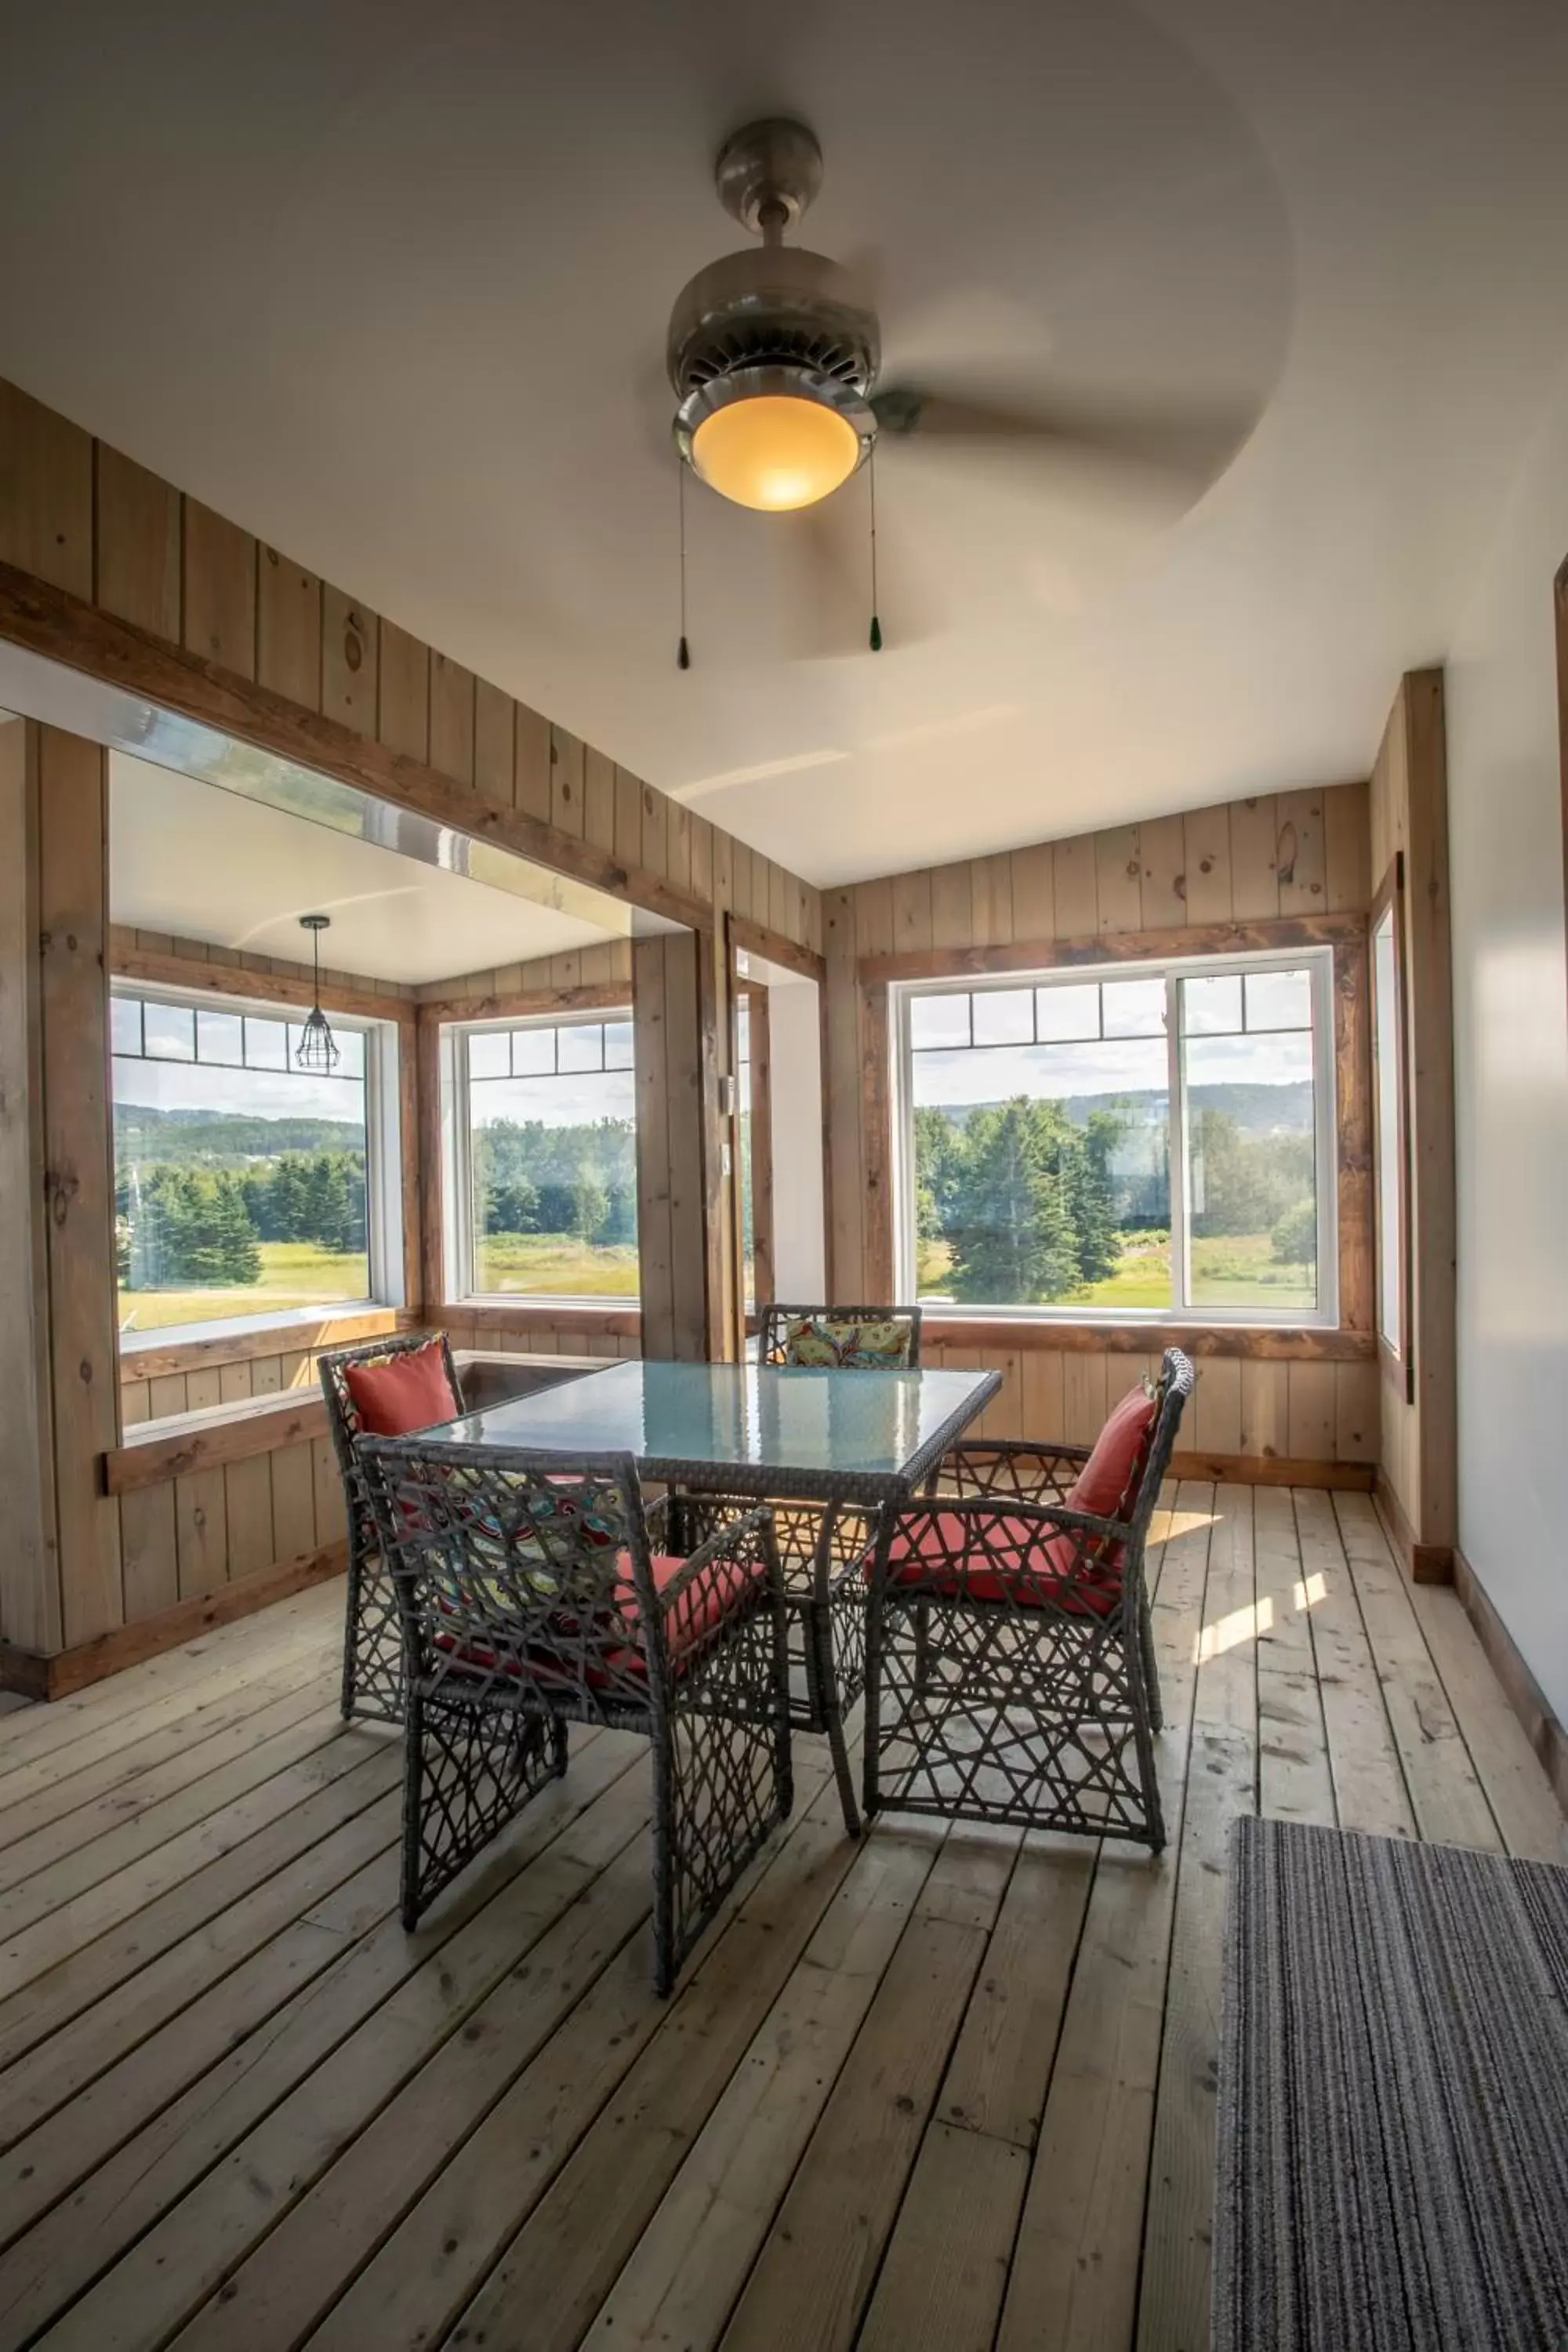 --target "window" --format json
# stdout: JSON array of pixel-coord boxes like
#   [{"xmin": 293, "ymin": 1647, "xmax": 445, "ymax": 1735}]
[
  {"xmin": 896, "ymin": 951, "xmax": 1336, "ymax": 1323},
  {"xmin": 446, "ymin": 1012, "xmax": 638, "ymax": 1301},
  {"xmin": 113, "ymin": 985, "xmax": 398, "ymax": 1338}
]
